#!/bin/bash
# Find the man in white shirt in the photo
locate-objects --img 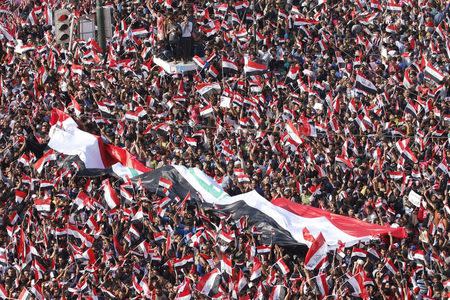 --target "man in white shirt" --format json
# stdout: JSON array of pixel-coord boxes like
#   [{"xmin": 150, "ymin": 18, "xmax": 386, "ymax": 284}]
[{"xmin": 179, "ymin": 15, "xmax": 193, "ymax": 62}]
